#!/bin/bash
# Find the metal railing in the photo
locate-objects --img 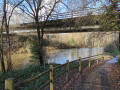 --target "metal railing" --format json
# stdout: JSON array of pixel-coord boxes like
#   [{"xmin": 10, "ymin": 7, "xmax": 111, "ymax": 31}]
[{"xmin": 40, "ymin": 10, "xmax": 95, "ymax": 21}]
